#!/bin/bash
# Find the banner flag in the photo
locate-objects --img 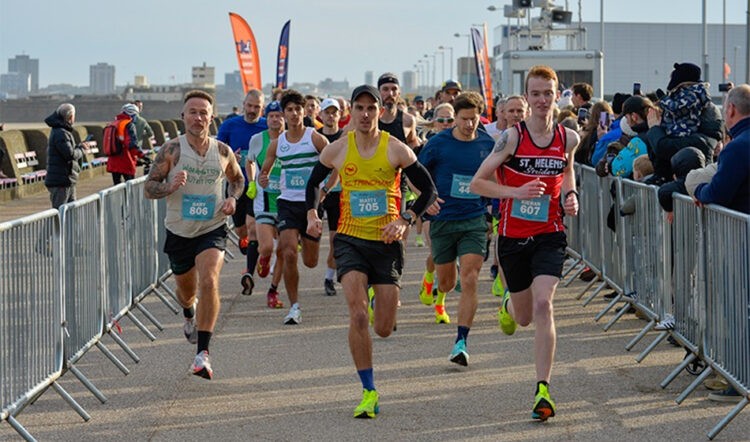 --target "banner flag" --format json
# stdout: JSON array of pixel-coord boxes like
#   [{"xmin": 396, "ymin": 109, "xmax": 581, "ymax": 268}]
[
  {"xmin": 471, "ymin": 26, "xmax": 495, "ymax": 121},
  {"xmin": 229, "ymin": 12, "xmax": 262, "ymax": 94},
  {"xmin": 276, "ymin": 20, "xmax": 291, "ymax": 89}
]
